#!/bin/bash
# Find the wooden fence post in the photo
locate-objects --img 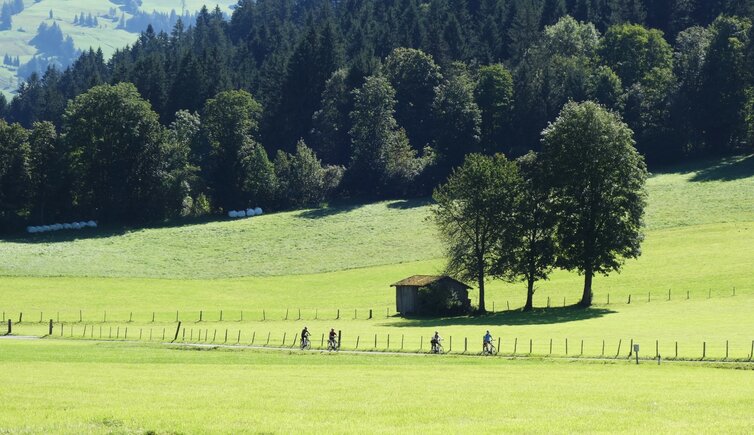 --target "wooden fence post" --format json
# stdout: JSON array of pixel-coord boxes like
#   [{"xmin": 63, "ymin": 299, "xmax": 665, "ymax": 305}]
[
  {"xmin": 530, "ymin": 339, "xmax": 533, "ymax": 355},
  {"xmin": 266, "ymin": 332, "xmax": 270, "ymax": 345},
  {"xmin": 356, "ymin": 336, "xmax": 360, "ymax": 349},
  {"xmin": 199, "ymin": 310, "xmax": 203, "ymax": 322},
  {"xmin": 369, "ymin": 309, "xmax": 372, "ymax": 320},
  {"xmin": 18, "ymin": 312, "xmax": 22, "ymax": 323},
  {"xmin": 79, "ymin": 310, "xmax": 82, "ymax": 323},
  {"xmin": 212, "ymin": 330, "xmax": 217, "ymax": 342},
  {"xmin": 513, "ymin": 338, "xmax": 517, "ymax": 355},
  {"xmin": 449, "ymin": 336, "xmax": 452, "ymax": 352},
  {"xmin": 224, "ymin": 329, "xmax": 228, "ymax": 343},
  {"xmin": 285, "ymin": 309, "xmax": 289, "ymax": 320},
  {"xmin": 48, "ymin": 319, "xmax": 53, "ymax": 335},
  {"xmin": 648, "ymin": 292, "xmax": 651, "ymax": 302},
  {"xmin": 749, "ymin": 341, "xmax": 753, "ymax": 361},
  {"xmin": 507, "ymin": 301, "xmax": 510, "ymax": 311},
  {"xmin": 601, "ymin": 340, "xmax": 605, "ymax": 356},
  {"xmin": 565, "ymin": 338, "xmax": 568, "ymax": 355},
  {"xmin": 336, "ymin": 309, "xmax": 339, "ymax": 320},
  {"xmin": 220, "ymin": 310, "xmax": 223, "ymax": 322},
  {"xmin": 496, "ymin": 337, "xmax": 501, "ymax": 355},
  {"xmin": 549, "ymin": 338, "xmax": 553, "ymax": 355},
  {"xmin": 297, "ymin": 309, "xmax": 301, "ymax": 321},
  {"xmin": 5, "ymin": 319, "xmax": 10, "ymax": 335},
  {"xmin": 668, "ymin": 289, "xmax": 671, "ymax": 301},
  {"xmin": 580, "ymin": 340, "xmax": 583, "ymax": 356},
  {"xmin": 629, "ymin": 339, "xmax": 634, "ymax": 357},
  {"xmin": 725, "ymin": 340, "xmax": 729, "ymax": 360},
  {"xmin": 628, "ymin": 294, "xmax": 631, "ymax": 304},
  {"xmin": 616, "ymin": 339, "xmax": 622, "ymax": 358},
  {"xmin": 401, "ymin": 335, "xmax": 404, "ymax": 350},
  {"xmin": 464, "ymin": 337, "xmax": 468, "ymax": 353},
  {"xmin": 387, "ymin": 334, "xmax": 390, "ymax": 350},
  {"xmin": 173, "ymin": 321, "xmax": 182, "ymax": 342},
  {"xmin": 263, "ymin": 310, "xmax": 266, "ymax": 321},
  {"xmin": 181, "ymin": 328, "xmax": 185, "ymax": 341},
  {"xmin": 656, "ymin": 340, "xmax": 659, "ymax": 358},
  {"xmin": 292, "ymin": 333, "xmax": 298, "ymax": 348},
  {"xmin": 374, "ymin": 334, "xmax": 377, "ymax": 348},
  {"xmin": 702, "ymin": 342, "xmax": 706, "ymax": 360},
  {"xmin": 420, "ymin": 336, "xmax": 423, "ymax": 351},
  {"xmin": 237, "ymin": 330, "xmax": 240, "ymax": 344},
  {"xmin": 129, "ymin": 312, "xmax": 132, "ymax": 323},
  {"xmin": 675, "ymin": 341, "xmax": 678, "ymax": 359},
  {"xmin": 687, "ymin": 291, "xmax": 690, "ymax": 300},
  {"xmin": 607, "ymin": 294, "xmax": 610, "ymax": 304},
  {"xmin": 152, "ymin": 312, "xmax": 155, "ymax": 323},
  {"xmin": 547, "ymin": 297, "xmax": 550, "ymax": 308},
  {"xmin": 282, "ymin": 332, "xmax": 287, "ymax": 346}
]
